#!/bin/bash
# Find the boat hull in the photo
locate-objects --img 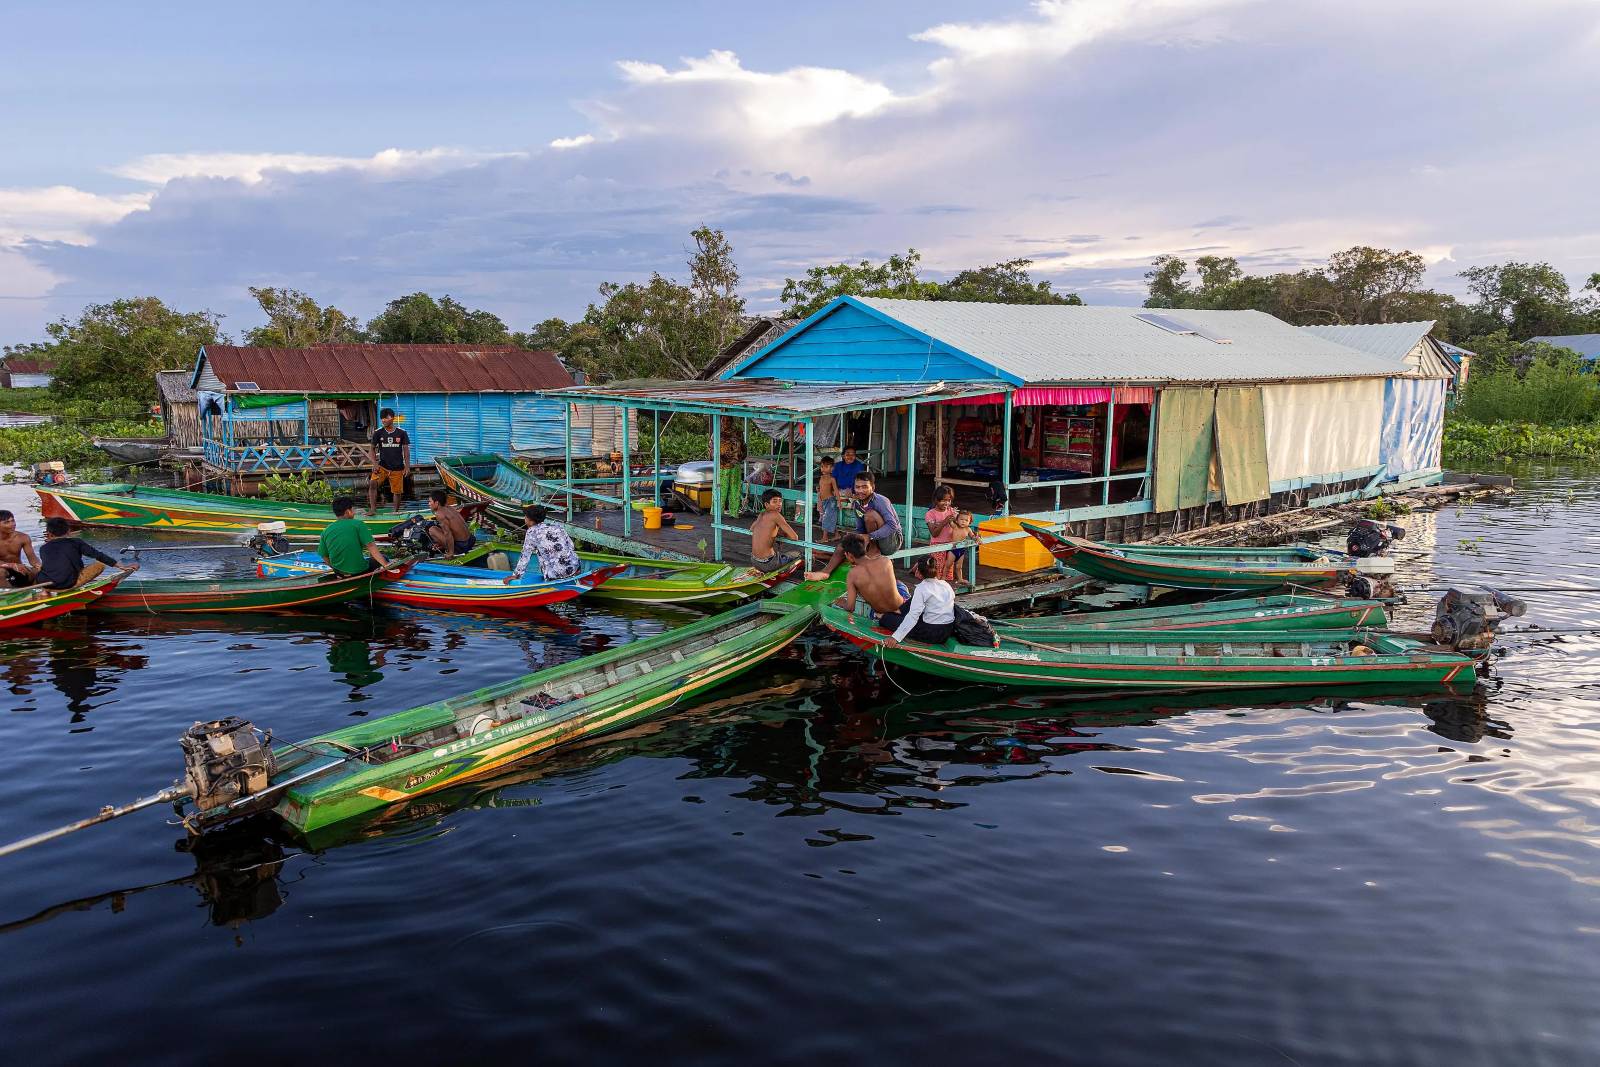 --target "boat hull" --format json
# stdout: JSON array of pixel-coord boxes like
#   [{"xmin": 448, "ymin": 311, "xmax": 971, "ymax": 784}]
[
  {"xmin": 0, "ymin": 574, "xmax": 125, "ymax": 628},
  {"xmin": 91, "ymin": 563, "xmax": 408, "ymax": 614},
  {"xmin": 821, "ymin": 605, "xmax": 1473, "ymax": 691},
  {"xmin": 994, "ymin": 594, "xmax": 1388, "ymax": 637},
  {"xmin": 37, "ymin": 483, "xmax": 422, "ymax": 537},
  {"xmin": 454, "ymin": 542, "xmax": 799, "ymax": 605},
  {"xmin": 1026, "ymin": 526, "xmax": 1346, "ymax": 590},
  {"xmin": 256, "ymin": 551, "xmax": 621, "ymax": 612},
  {"xmin": 434, "ymin": 454, "xmax": 539, "ymax": 528},
  {"xmin": 264, "ymin": 599, "xmax": 818, "ymax": 833},
  {"xmin": 93, "ymin": 438, "xmax": 167, "ymax": 464}
]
